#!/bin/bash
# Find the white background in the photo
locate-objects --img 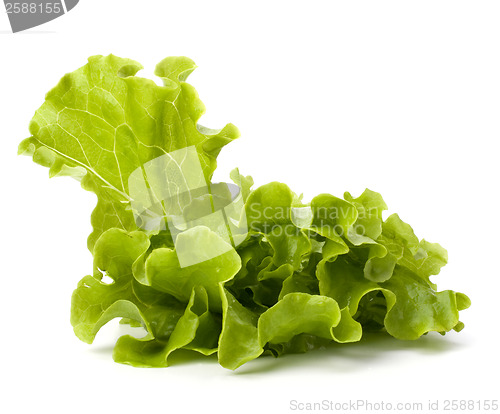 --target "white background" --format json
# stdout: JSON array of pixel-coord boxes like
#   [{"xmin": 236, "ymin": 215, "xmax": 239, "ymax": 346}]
[{"xmin": 1, "ymin": 1, "xmax": 499, "ymax": 413}]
